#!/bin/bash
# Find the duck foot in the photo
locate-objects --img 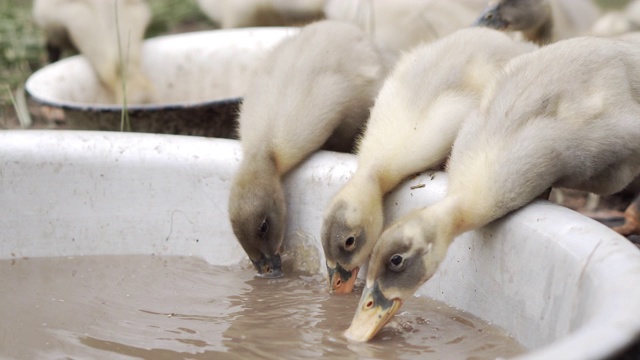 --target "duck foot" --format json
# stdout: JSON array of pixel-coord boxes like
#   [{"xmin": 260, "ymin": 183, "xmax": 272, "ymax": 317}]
[{"xmin": 612, "ymin": 195, "xmax": 640, "ymax": 236}]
